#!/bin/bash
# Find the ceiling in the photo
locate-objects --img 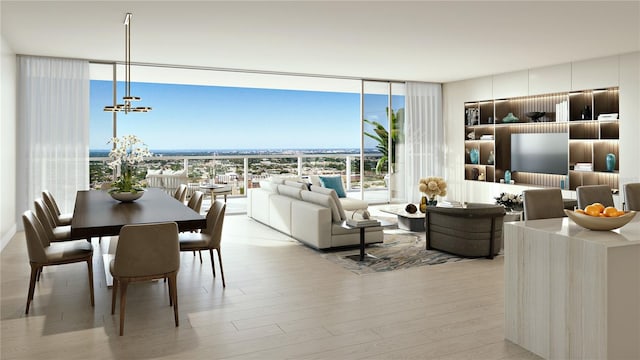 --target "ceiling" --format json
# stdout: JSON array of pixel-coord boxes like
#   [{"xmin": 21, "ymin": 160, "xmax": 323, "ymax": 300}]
[{"xmin": 2, "ymin": 1, "xmax": 639, "ymax": 83}]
